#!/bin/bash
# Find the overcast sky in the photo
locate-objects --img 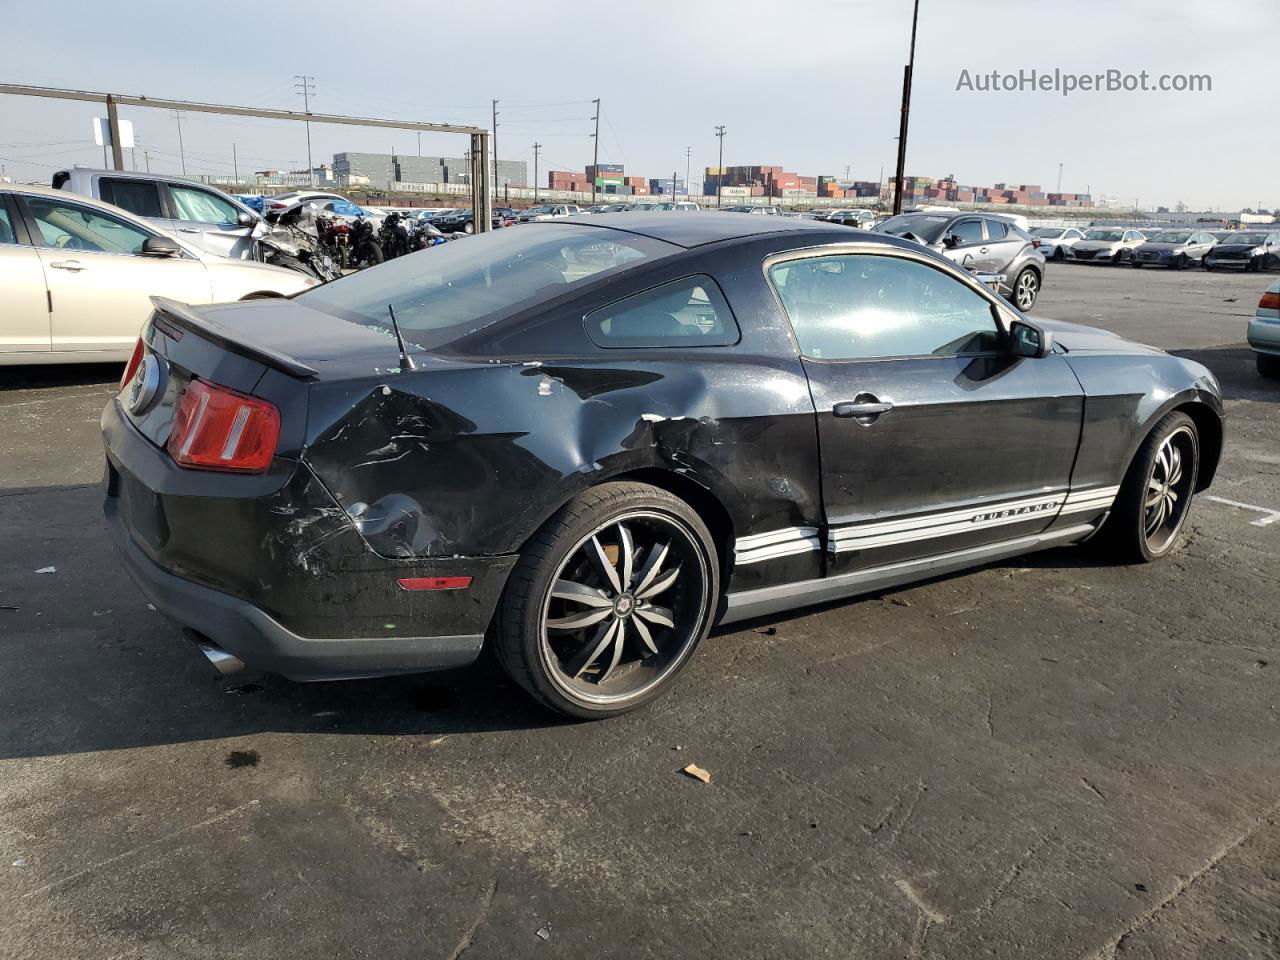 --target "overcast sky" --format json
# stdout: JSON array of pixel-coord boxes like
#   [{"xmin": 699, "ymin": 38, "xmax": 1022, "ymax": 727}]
[{"xmin": 2, "ymin": 0, "xmax": 1275, "ymax": 210}]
